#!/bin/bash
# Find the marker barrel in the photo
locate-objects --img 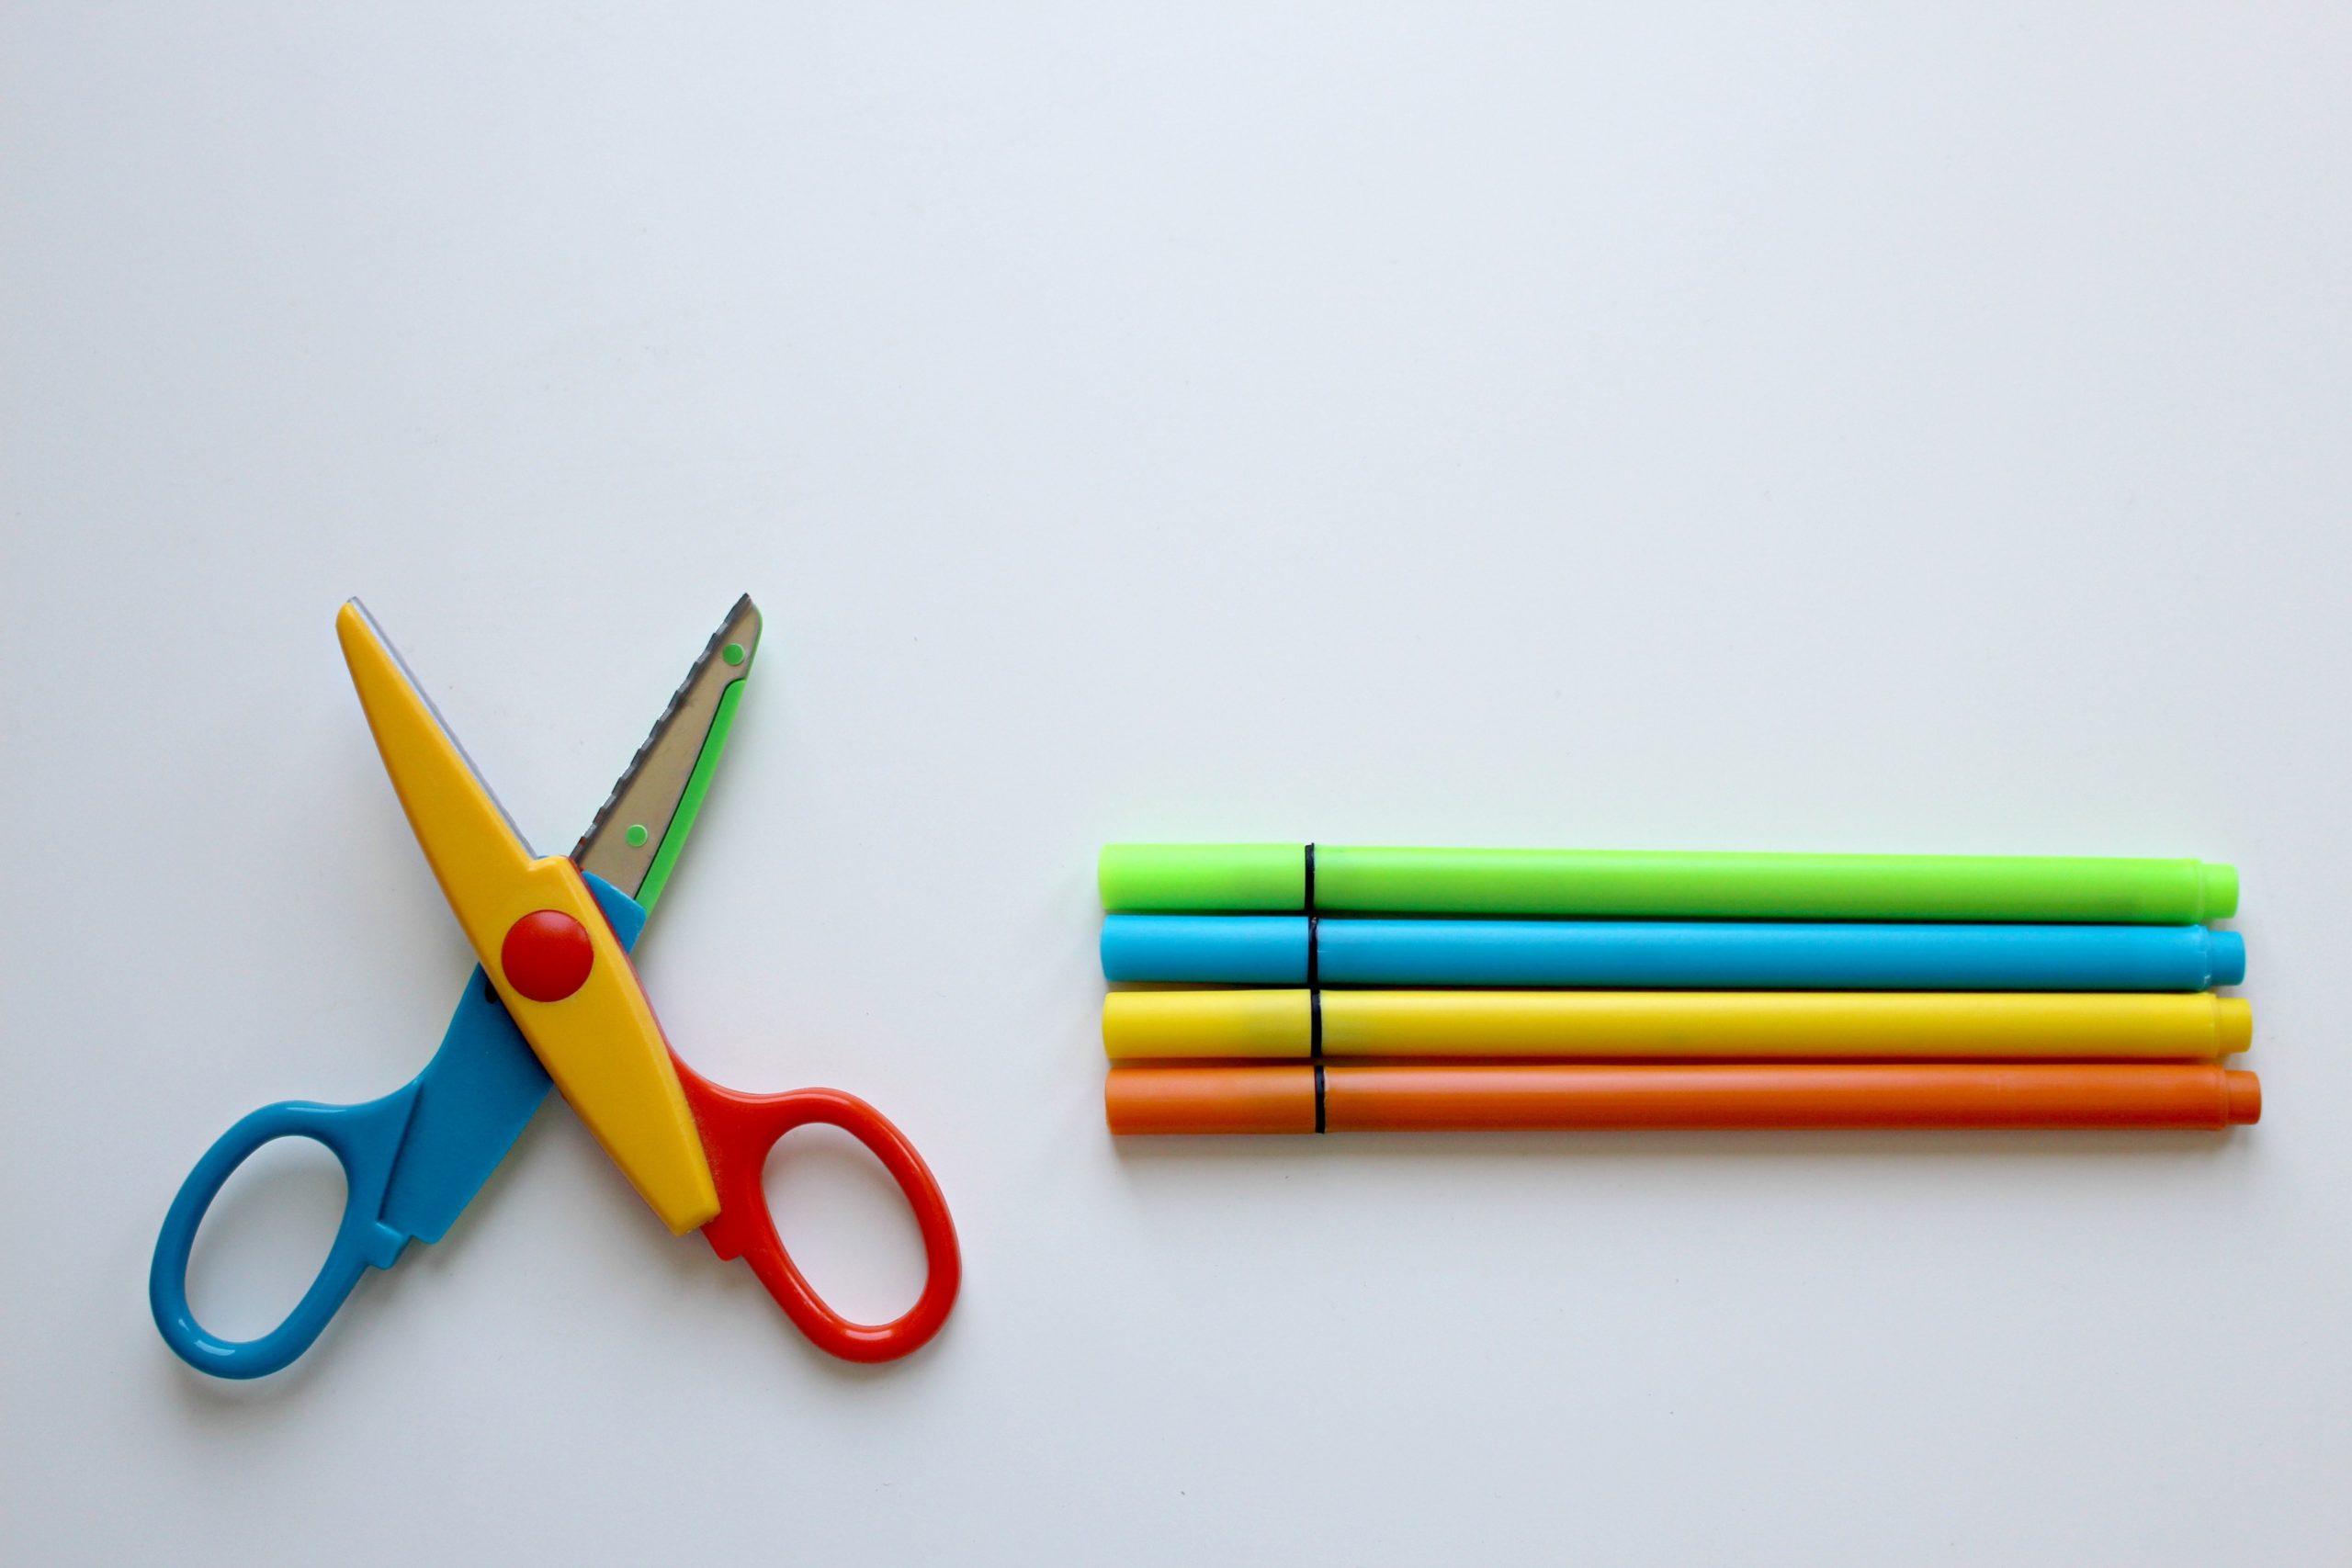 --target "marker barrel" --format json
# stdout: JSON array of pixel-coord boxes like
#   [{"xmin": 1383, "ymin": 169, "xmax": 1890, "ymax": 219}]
[
  {"xmin": 1099, "ymin": 844, "xmax": 2238, "ymax": 923},
  {"xmin": 1105, "ymin": 1062, "xmax": 2263, "ymax": 1134},
  {"xmin": 1101, "ymin": 915, "xmax": 2245, "ymax": 991},
  {"xmin": 1102, "ymin": 988, "xmax": 2253, "ymax": 1062}
]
